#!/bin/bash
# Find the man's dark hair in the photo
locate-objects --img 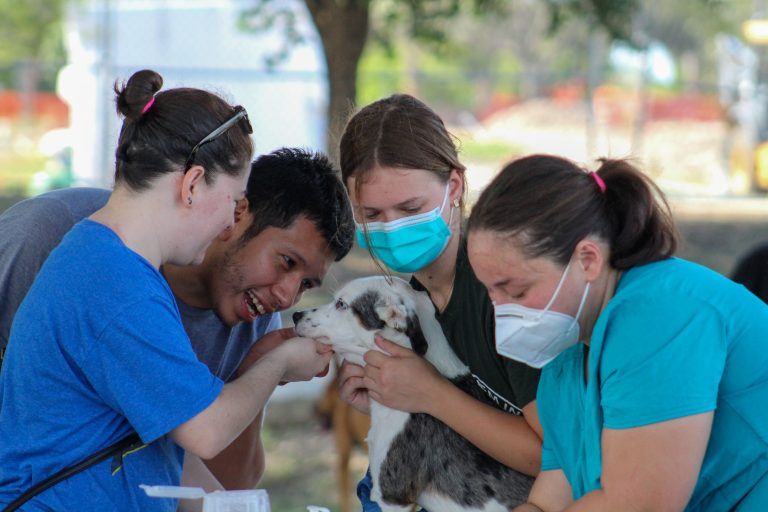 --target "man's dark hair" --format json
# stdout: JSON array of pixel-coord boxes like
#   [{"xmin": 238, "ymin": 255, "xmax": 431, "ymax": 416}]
[{"xmin": 239, "ymin": 147, "xmax": 354, "ymax": 261}]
